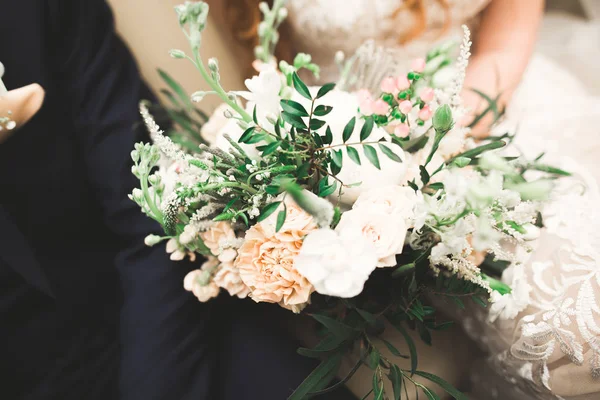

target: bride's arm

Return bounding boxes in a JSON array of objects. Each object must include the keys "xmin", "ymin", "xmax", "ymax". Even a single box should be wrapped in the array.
[{"xmin": 464, "ymin": 0, "xmax": 545, "ymax": 137}]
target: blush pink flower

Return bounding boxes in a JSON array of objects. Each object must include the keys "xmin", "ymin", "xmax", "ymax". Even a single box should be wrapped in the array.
[
  {"xmin": 420, "ymin": 87, "xmax": 435, "ymax": 103},
  {"xmin": 214, "ymin": 260, "xmax": 250, "ymax": 298},
  {"xmin": 380, "ymin": 77, "xmax": 398, "ymax": 95},
  {"xmin": 419, "ymin": 105, "xmax": 433, "ymax": 121},
  {"xmin": 399, "ymin": 100, "xmax": 413, "ymax": 114},
  {"xmin": 356, "ymin": 89, "xmax": 375, "ymax": 116},
  {"xmin": 394, "ymin": 123, "xmax": 410, "ymax": 138},
  {"xmin": 372, "ymin": 99, "xmax": 390, "ymax": 115},
  {"xmin": 396, "ymin": 76, "xmax": 410, "ymax": 91},
  {"xmin": 411, "ymin": 58, "xmax": 426, "ymax": 73},
  {"xmin": 236, "ymin": 199, "xmax": 316, "ymax": 312}
]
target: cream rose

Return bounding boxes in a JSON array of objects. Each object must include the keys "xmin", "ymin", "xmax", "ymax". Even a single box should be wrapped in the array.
[
  {"xmin": 294, "ymin": 228, "xmax": 378, "ymax": 298},
  {"xmin": 213, "ymin": 261, "xmax": 250, "ymax": 299},
  {"xmin": 336, "ymin": 208, "xmax": 407, "ymax": 268},
  {"xmin": 236, "ymin": 200, "xmax": 316, "ymax": 312},
  {"xmin": 352, "ymin": 185, "xmax": 418, "ymax": 222}
]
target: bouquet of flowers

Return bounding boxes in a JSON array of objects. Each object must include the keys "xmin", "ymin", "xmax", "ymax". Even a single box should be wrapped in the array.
[{"xmin": 131, "ymin": 2, "xmax": 569, "ymax": 398}]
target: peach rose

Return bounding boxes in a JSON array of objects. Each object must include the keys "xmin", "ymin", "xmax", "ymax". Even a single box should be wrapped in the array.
[
  {"xmin": 200, "ymin": 221, "xmax": 237, "ymax": 256},
  {"xmin": 214, "ymin": 261, "xmax": 251, "ymax": 299},
  {"xmin": 236, "ymin": 200, "xmax": 316, "ymax": 312}
]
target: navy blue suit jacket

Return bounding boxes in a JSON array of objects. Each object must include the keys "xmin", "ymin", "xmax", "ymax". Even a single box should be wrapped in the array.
[{"xmin": 0, "ymin": 1, "xmax": 218, "ymax": 398}]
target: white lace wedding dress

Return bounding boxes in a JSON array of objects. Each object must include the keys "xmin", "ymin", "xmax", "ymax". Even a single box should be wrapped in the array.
[{"xmin": 286, "ymin": 1, "xmax": 600, "ymax": 399}]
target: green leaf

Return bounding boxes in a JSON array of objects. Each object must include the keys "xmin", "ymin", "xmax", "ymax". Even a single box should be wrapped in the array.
[
  {"xmin": 314, "ymin": 105, "xmax": 333, "ymax": 116},
  {"xmin": 364, "ymin": 145, "xmax": 381, "ymax": 170},
  {"xmin": 257, "ymin": 201, "xmax": 282, "ymax": 222},
  {"xmin": 379, "ymin": 143, "xmax": 403, "ymax": 162},
  {"xmin": 245, "ymin": 133, "xmax": 268, "ymax": 144},
  {"xmin": 448, "ymin": 140, "xmax": 506, "ymax": 162},
  {"xmin": 414, "ymin": 371, "xmax": 468, "ymax": 400},
  {"xmin": 287, "ymin": 354, "xmax": 342, "ymax": 400},
  {"xmin": 382, "ymin": 339, "xmax": 409, "ymax": 358},
  {"xmin": 472, "ymin": 295, "xmax": 488, "ymax": 308},
  {"xmin": 423, "ymin": 387, "xmax": 442, "ymax": 400},
  {"xmin": 292, "ymin": 72, "xmax": 312, "ymax": 100},
  {"xmin": 390, "ymin": 365, "xmax": 403, "ymax": 400},
  {"xmin": 158, "ymin": 69, "xmax": 192, "ymax": 108},
  {"xmin": 530, "ymin": 163, "xmax": 571, "ymax": 176},
  {"xmin": 373, "ymin": 373, "xmax": 384, "ymax": 400},
  {"xmin": 360, "ymin": 117, "xmax": 374, "ymax": 141},
  {"xmin": 420, "ymin": 165, "xmax": 430, "ymax": 185},
  {"xmin": 253, "ymin": 105, "xmax": 258, "ymax": 124},
  {"xmin": 368, "ymin": 349, "xmax": 381, "ymax": 370},
  {"xmin": 311, "ymin": 314, "xmax": 357, "ymax": 339},
  {"xmin": 297, "ymin": 334, "xmax": 346, "ymax": 358},
  {"xmin": 276, "ymin": 207, "xmax": 287, "ymax": 232},
  {"xmin": 282, "ymin": 112, "xmax": 308, "ymax": 130},
  {"xmin": 406, "ymin": 134, "xmax": 429, "ymax": 152},
  {"xmin": 387, "ymin": 316, "xmax": 418, "ymax": 375},
  {"xmin": 356, "ymin": 308, "xmax": 377, "ymax": 325},
  {"xmin": 347, "ymin": 146, "xmax": 361, "ymax": 165},
  {"xmin": 452, "ymin": 157, "xmax": 471, "ymax": 168},
  {"xmin": 392, "ymin": 263, "xmax": 415, "ymax": 278},
  {"xmin": 331, "ymin": 149, "xmax": 343, "ymax": 169},
  {"xmin": 342, "ymin": 117, "xmax": 356, "ymax": 143},
  {"xmin": 310, "ymin": 118, "xmax": 326, "ymax": 130},
  {"xmin": 428, "ymin": 182, "xmax": 444, "ymax": 191},
  {"xmin": 280, "ymin": 99, "xmax": 309, "ymax": 117},
  {"xmin": 238, "ymin": 127, "xmax": 256, "ymax": 143},
  {"xmin": 425, "ymin": 129, "xmax": 447, "ymax": 167},
  {"xmin": 260, "ymin": 140, "xmax": 282, "ymax": 156},
  {"xmin": 324, "ymin": 126, "xmax": 333, "ymax": 145},
  {"xmin": 316, "ymin": 83, "xmax": 336, "ymax": 99}
]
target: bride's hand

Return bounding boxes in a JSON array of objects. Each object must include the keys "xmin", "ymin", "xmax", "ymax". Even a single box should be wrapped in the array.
[{"xmin": 0, "ymin": 83, "xmax": 45, "ymax": 143}]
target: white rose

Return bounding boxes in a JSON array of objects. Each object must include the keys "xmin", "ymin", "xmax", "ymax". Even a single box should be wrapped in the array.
[
  {"xmin": 352, "ymin": 185, "xmax": 418, "ymax": 221},
  {"xmin": 336, "ymin": 208, "xmax": 407, "ymax": 268},
  {"xmin": 214, "ymin": 116, "xmax": 261, "ymax": 159},
  {"xmin": 201, "ymin": 103, "xmax": 233, "ymax": 145},
  {"xmin": 292, "ymin": 89, "xmax": 407, "ymax": 205},
  {"xmin": 294, "ymin": 228, "xmax": 378, "ymax": 298}
]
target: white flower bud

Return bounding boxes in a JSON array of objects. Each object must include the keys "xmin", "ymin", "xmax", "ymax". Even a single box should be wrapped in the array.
[
  {"xmin": 277, "ymin": 8, "xmax": 288, "ymax": 21},
  {"xmin": 191, "ymin": 91, "xmax": 206, "ymax": 102},
  {"xmin": 223, "ymin": 109, "xmax": 233, "ymax": 118},
  {"xmin": 258, "ymin": 2, "xmax": 269, "ymax": 14},
  {"xmin": 169, "ymin": 49, "xmax": 186, "ymax": 59},
  {"xmin": 522, "ymin": 223, "xmax": 540, "ymax": 241},
  {"xmin": 144, "ymin": 234, "xmax": 162, "ymax": 247},
  {"xmin": 208, "ymin": 58, "xmax": 219, "ymax": 73},
  {"xmin": 334, "ymin": 51, "xmax": 345, "ymax": 64},
  {"xmin": 130, "ymin": 150, "xmax": 140, "ymax": 163},
  {"xmin": 258, "ymin": 22, "xmax": 268, "ymax": 37}
]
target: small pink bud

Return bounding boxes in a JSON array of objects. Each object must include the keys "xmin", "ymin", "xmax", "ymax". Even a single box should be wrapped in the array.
[
  {"xmin": 418, "ymin": 105, "xmax": 433, "ymax": 121},
  {"xmin": 356, "ymin": 89, "xmax": 372, "ymax": 104},
  {"xmin": 360, "ymin": 99, "xmax": 374, "ymax": 116},
  {"xmin": 399, "ymin": 100, "xmax": 413, "ymax": 114},
  {"xmin": 411, "ymin": 58, "xmax": 426, "ymax": 73},
  {"xmin": 372, "ymin": 99, "xmax": 390, "ymax": 115},
  {"xmin": 420, "ymin": 87, "xmax": 435, "ymax": 103},
  {"xmin": 380, "ymin": 77, "xmax": 398, "ymax": 94},
  {"xmin": 396, "ymin": 76, "xmax": 410, "ymax": 91},
  {"xmin": 394, "ymin": 123, "xmax": 410, "ymax": 138}
]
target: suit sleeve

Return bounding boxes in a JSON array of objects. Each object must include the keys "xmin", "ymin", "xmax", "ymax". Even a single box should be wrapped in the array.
[{"xmin": 51, "ymin": 1, "xmax": 217, "ymax": 398}]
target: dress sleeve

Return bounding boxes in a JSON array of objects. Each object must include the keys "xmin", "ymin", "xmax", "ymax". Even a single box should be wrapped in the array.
[{"xmin": 49, "ymin": 1, "xmax": 217, "ymax": 398}]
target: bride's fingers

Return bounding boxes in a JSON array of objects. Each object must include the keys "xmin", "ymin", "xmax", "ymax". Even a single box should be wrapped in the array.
[{"xmin": 0, "ymin": 83, "xmax": 45, "ymax": 136}]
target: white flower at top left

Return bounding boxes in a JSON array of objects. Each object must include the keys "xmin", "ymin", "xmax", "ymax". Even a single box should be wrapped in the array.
[{"xmin": 237, "ymin": 65, "xmax": 282, "ymax": 129}]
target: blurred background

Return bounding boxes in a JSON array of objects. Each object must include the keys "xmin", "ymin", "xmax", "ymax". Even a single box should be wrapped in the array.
[{"xmin": 106, "ymin": 0, "xmax": 600, "ymax": 112}]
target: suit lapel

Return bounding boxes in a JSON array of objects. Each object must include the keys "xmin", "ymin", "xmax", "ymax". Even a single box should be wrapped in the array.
[{"xmin": 0, "ymin": 205, "xmax": 54, "ymax": 298}]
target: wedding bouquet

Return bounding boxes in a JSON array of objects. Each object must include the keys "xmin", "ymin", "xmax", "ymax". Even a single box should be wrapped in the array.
[{"xmin": 131, "ymin": 2, "xmax": 569, "ymax": 398}]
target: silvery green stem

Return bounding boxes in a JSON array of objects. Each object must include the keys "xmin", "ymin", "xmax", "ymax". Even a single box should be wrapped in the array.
[{"xmin": 255, "ymin": 0, "xmax": 288, "ymax": 63}]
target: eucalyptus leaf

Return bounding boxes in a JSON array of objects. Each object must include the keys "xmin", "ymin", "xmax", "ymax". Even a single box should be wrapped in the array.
[
  {"xmin": 311, "ymin": 314, "xmax": 357, "ymax": 339},
  {"xmin": 238, "ymin": 127, "xmax": 256, "ymax": 143},
  {"xmin": 280, "ymin": 99, "xmax": 309, "ymax": 117},
  {"xmin": 390, "ymin": 365, "xmax": 403, "ymax": 400},
  {"xmin": 292, "ymin": 72, "xmax": 312, "ymax": 100},
  {"xmin": 324, "ymin": 126, "xmax": 333, "ymax": 145},
  {"xmin": 342, "ymin": 117, "xmax": 356, "ymax": 143},
  {"xmin": 387, "ymin": 316, "xmax": 418, "ymax": 375},
  {"xmin": 316, "ymin": 83, "xmax": 336, "ymax": 99},
  {"xmin": 379, "ymin": 143, "xmax": 403, "ymax": 162},
  {"xmin": 364, "ymin": 145, "xmax": 381, "ymax": 170},
  {"xmin": 257, "ymin": 201, "xmax": 282, "ymax": 222},
  {"xmin": 314, "ymin": 105, "xmax": 333, "ymax": 116},
  {"xmin": 360, "ymin": 117, "xmax": 374, "ymax": 141},
  {"xmin": 310, "ymin": 118, "xmax": 326, "ymax": 130},
  {"xmin": 331, "ymin": 149, "xmax": 343, "ymax": 169},
  {"xmin": 414, "ymin": 371, "xmax": 468, "ymax": 400},
  {"xmin": 347, "ymin": 146, "xmax": 361, "ymax": 165},
  {"xmin": 276, "ymin": 207, "xmax": 287, "ymax": 232}
]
